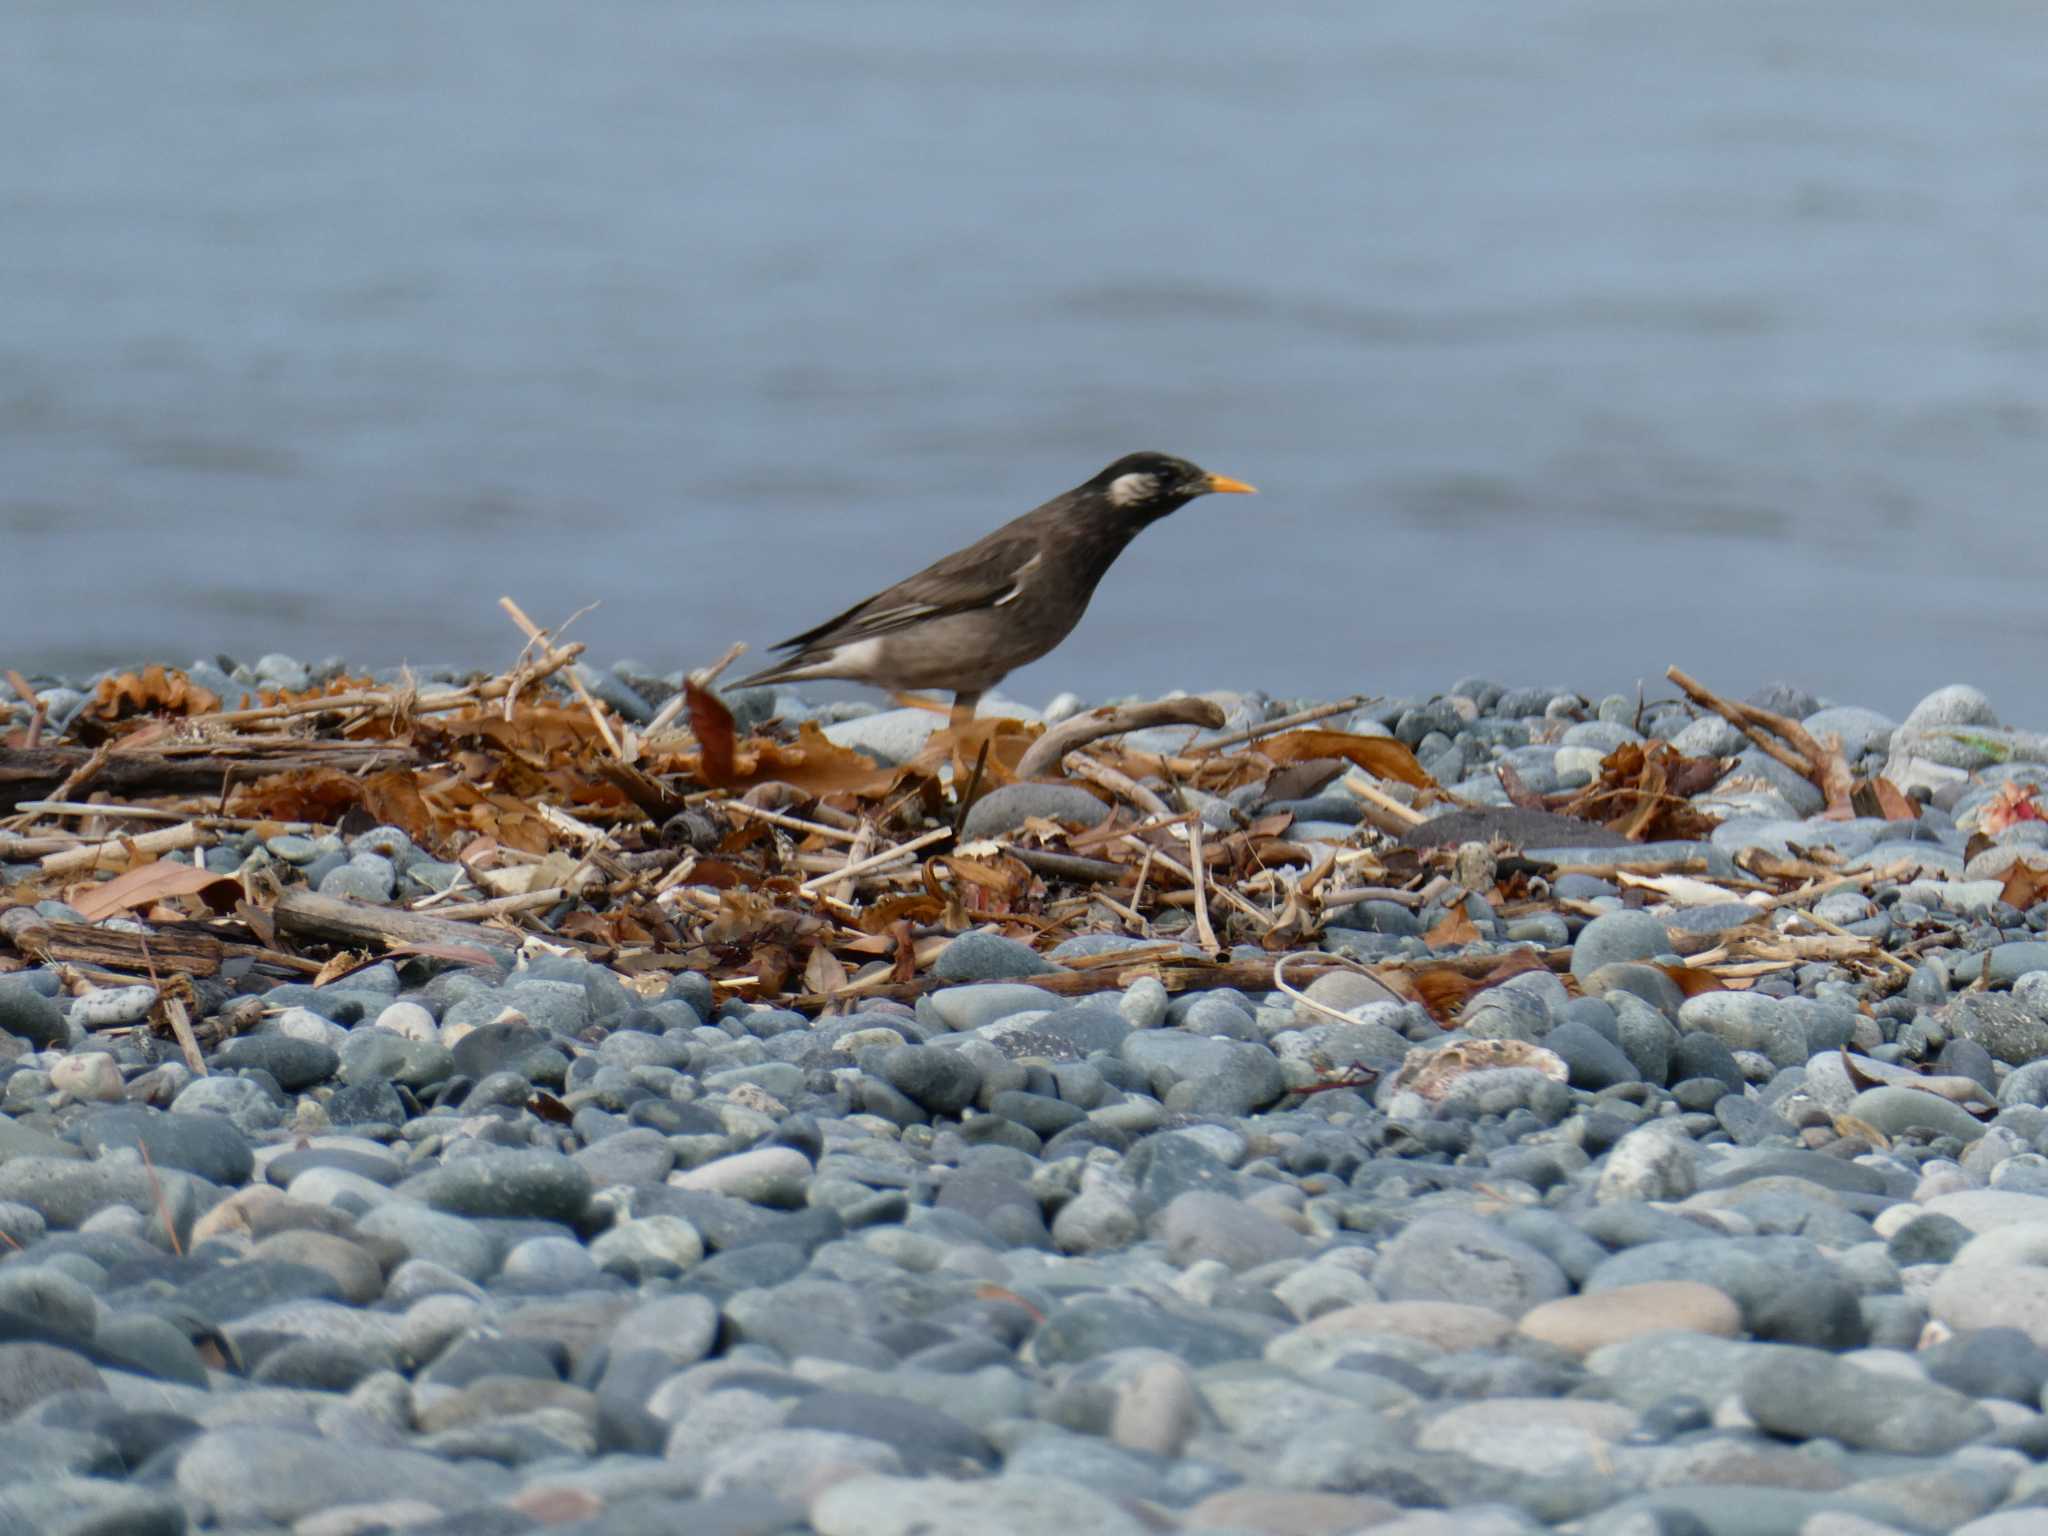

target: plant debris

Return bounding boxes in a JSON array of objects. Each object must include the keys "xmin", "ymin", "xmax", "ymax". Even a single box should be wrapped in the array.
[{"xmin": 0, "ymin": 607, "xmax": 1950, "ymax": 1040}]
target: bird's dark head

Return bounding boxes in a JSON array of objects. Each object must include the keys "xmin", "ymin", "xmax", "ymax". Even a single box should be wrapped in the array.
[{"xmin": 1088, "ymin": 452, "xmax": 1257, "ymax": 513}]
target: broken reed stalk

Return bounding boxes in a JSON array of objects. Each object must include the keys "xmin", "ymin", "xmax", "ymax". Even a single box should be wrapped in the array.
[
  {"xmin": 797, "ymin": 826, "xmax": 952, "ymax": 898},
  {"xmin": 1665, "ymin": 665, "xmax": 1855, "ymax": 814},
  {"xmin": 1188, "ymin": 819, "xmax": 1220, "ymax": 956},
  {"xmin": 1061, "ymin": 752, "xmax": 1170, "ymax": 817},
  {"xmin": 40, "ymin": 823, "xmax": 204, "ymax": 876}
]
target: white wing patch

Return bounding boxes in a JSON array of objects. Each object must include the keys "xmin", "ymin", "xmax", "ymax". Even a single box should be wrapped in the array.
[
  {"xmin": 992, "ymin": 552, "xmax": 1043, "ymax": 606},
  {"xmin": 1106, "ymin": 472, "xmax": 1158, "ymax": 508}
]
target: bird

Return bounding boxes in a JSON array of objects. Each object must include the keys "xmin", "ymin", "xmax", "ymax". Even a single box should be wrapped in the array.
[{"xmin": 733, "ymin": 451, "xmax": 1255, "ymax": 726}]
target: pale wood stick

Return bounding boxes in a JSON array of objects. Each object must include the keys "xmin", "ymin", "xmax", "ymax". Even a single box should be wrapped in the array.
[
  {"xmin": 190, "ymin": 643, "xmax": 583, "ymax": 728},
  {"xmin": 162, "ymin": 995, "xmax": 207, "ymax": 1077},
  {"xmin": 1341, "ymin": 771, "xmax": 1428, "ymax": 827},
  {"xmin": 1190, "ymin": 694, "xmax": 1372, "ymax": 754},
  {"xmin": 1062, "ymin": 753, "xmax": 1171, "ymax": 817},
  {"xmin": 1785, "ymin": 906, "xmax": 1914, "ymax": 978},
  {"xmin": 40, "ymin": 823, "xmax": 205, "ymax": 875},
  {"xmin": 9, "ymin": 801, "xmax": 320, "ymax": 831},
  {"xmin": 1318, "ymin": 884, "xmax": 1428, "ymax": 909},
  {"xmin": 724, "ymin": 800, "xmax": 863, "ymax": 844},
  {"xmin": 273, "ymin": 890, "xmax": 519, "ymax": 953},
  {"xmin": 1013, "ymin": 697, "xmax": 1228, "ymax": 779},
  {"xmin": 1120, "ymin": 834, "xmax": 1271, "ymax": 928},
  {"xmin": 422, "ymin": 889, "xmax": 568, "ymax": 921},
  {"xmin": 499, "ymin": 597, "xmax": 623, "ymax": 757},
  {"xmin": 1188, "ymin": 818, "xmax": 1220, "ymax": 954},
  {"xmin": 797, "ymin": 826, "xmax": 951, "ymax": 897}
]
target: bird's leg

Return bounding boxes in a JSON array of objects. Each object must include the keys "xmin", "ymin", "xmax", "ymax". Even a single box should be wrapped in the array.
[{"xmin": 948, "ymin": 691, "xmax": 982, "ymax": 732}]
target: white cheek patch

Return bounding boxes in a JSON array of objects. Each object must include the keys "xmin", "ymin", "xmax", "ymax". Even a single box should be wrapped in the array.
[{"xmin": 1107, "ymin": 472, "xmax": 1158, "ymax": 508}]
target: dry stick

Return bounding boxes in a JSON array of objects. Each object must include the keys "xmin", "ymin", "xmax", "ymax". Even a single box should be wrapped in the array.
[
  {"xmin": 797, "ymin": 826, "xmax": 951, "ymax": 898},
  {"xmin": 40, "ymin": 822, "xmax": 204, "ymax": 875},
  {"xmin": 1188, "ymin": 819, "xmax": 1220, "ymax": 955},
  {"xmin": 1013, "ymin": 697, "xmax": 1228, "ymax": 779},
  {"xmin": 500, "ymin": 597, "xmax": 624, "ymax": 758},
  {"xmin": 424, "ymin": 888, "xmax": 569, "ymax": 921},
  {"xmin": 1666, "ymin": 666, "xmax": 1853, "ymax": 810},
  {"xmin": 1189, "ymin": 694, "xmax": 1372, "ymax": 755},
  {"xmin": 11, "ymin": 801, "xmax": 321, "ymax": 832},
  {"xmin": 1786, "ymin": 906, "xmax": 1915, "ymax": 979},
  {"xmin": 1341, "ymin": 771, "xmax": 1428, "ymax": 828},
  {"xmin": 190, "ymin": 643, "xmax": 584, "ymax": 728},
  {"xmin": 725, "ymin": 800, "xmax": 863, "ymax": 845},
  {"xmin": 1119, "ymin": 834, "xmax": 1270, "ymax": 929},
  {"xmin": 1062, "ymin": 752, "xmax": 1170, "ymax": 817},
  {"xmin": 1272, "ymin": 950, "xmax": 1376, "ymax": 1028},
  {"xmin": 1317, "ymin": 884, "xmax": 1428, "ymax": 909}
]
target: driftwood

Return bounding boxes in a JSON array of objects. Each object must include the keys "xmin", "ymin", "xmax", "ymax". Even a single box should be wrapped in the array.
[
  {"xmin": 1013, "ymin": 698, "xmax": 1227, "ymax": 779},
  {"xmin": 272, "ymin": 891, "xmax": 521, "ymax": 957},
  {"xmin": 7, "ymin": 920, "xmax": 227, "ymax": 978},
  {"xmin": 1, "ymin": 741, "xmax": 416, "ymax": 809}
]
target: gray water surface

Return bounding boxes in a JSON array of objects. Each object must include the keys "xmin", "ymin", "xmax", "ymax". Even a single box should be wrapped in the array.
[{"xmin": 6, "ymin": 1, "xmax": 2047, "ymax": 717}]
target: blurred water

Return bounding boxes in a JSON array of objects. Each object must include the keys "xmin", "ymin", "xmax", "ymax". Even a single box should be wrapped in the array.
[{"xmin": 4, "ymin": 0, "xmax": 2047, "ymax": 717}]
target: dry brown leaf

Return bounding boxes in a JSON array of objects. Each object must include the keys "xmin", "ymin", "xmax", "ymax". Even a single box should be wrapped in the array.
[
  {"xmin": 69, "ymin": 860, "xmax": 242, "ymax": 922},
  {"xmin": 85, "ymin": 665, "xmax": 221, "ymax": 721},
  {"xmin": 687, "ymin": 680, "xmax": 738, "ymax": 788},
  {"xmin": 803, "ymin": 944, "xmax": 850, "ymax": 997},
  {"xmin": 1256, "ymin": 730, "xmax": 1434, "ymax": 788},
  {"xmin": 2000, "ymin": 860, "xmax": 2048, "ymax": 912},
  {"xmin": 1425, "ymin": 908, "xmax": 1482, "ymax": 947}
]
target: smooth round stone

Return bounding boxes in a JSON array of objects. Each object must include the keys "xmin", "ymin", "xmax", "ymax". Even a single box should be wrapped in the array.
[
  {"xmin": 1416, "ymin": 1397, "xmax": 1638, "ymax": 1477},
  {"xmin": 499, "ymin": 1235, "xmax": 601, "ymax": 1289},
  {"xmin": 1847, "ymin": 1086, "xmax": 1987, "ymax": 1143},
  {"xmin": 401, "ymin": 1149, "xmax": 593, "ymax": 1224},
  {"xmin": 669, "ymin": 1147, "xmax": 812, "ymax": 1206},
  {"xmin": 1372, "ymin": 1215, "xmax": 1568, "ymax": 1320},
  {"xmin": 1294, "ymin": 1301, "xmax": 1513, "ymax": 1353},
  {"xmin": 1570, "ymin": 911, "xmax": 1675, "ymax": 983},
  {"xmin": 1905, "ymin": 684, "xmax": 1999, "ymax": 732},
  {"xmin": 1925, "ymin": 1187, "xmax": 2048, "ymax": 1236},
  {"xmin": 1595, "ymin": 1125, "xmax": 1698, "ymax": 1204},
  {"xmin": 74, "ymin": 1106, "xmax": 254, "ymax": 1186},
  {"xmin": 1931, "ymin": 1264, "xmax": 2048, "ymax": 1350},
  {"xmin": 923, "ymin": 985, "xmax": 1061, "ymax": 1034},
  {"xmin": 1155, "ymin": 1190, "xmax": 1309, "ymax": 1273},
  {"xmin": 879, "ymin": 1046, "xmax": 981, "ymax": 1117},
  {"xmin": 174, "ymin": 1426, "xmax": 496, "ymax": 1525},
  {"xmin": 1117, "ymin": 979, "xmax": 1169, "ymax": 1031},
  {"xmin": 212, "ymin": 1035, "xmax": 338, "ymax": 1091},
  {"xmin": 590, "ymin": 1215, "xmax": 705, "ymax": 1279},
  {"xmin": 1051, "ymin": 1187, "xmax": 1141, "ymax": 1254},
  {"xmin": 1738, "ymin": 1348, "xmax": 1991, "ymax": 1453},
  {"xmin": 958, "ymin": 783, "xmax": 1111, "ymax": 840},
  {"xmin": 49, "ymin": 1055, "xmax": 124, "ymax": 1102},
  {"xmin": 69, "ymin": 985, "xmax": 157, "ymax": 1028},
  {"xmin": 0, "ymin": 983, "xmax": 68, "ymax": 1049},
  {"xmin": 374, "ymin": 1001, "xmax": 439, "ymax": 1042},
  {"xmin": 1583, "ymin": 1236, "xmax": 1864, "ymax": 1348},
  {"xmin": 932, "ymin": 931, "xmax": 1060, "ymax": 982},
  {"xmin": 355, "ymin": 1205, "xmax": 494, "ymax": 1281},
  {"xmin": 264, "ymin": 1145, "xmax": 402, "ymax": 1188},
  {"xmin": 248, "ymin": 1230, "xmax": 385, "ymax": 1305},
  {"xmin": 1948, "ymin": 994, "xmax": 2048, "ymax": 1065},
  {"xmin": 1517, "ymin": 1282, "xmax": 1741, "ymax": 1356}
]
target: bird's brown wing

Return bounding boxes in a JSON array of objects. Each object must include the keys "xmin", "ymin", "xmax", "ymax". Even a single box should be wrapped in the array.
[{"xmin": 767, "ymin": 525, "xmax": 1046, "ymax": 656}]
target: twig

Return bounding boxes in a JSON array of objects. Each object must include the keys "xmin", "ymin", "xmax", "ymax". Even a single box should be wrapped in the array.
[
  {"xmin": 1190, "ymin": 694, "xmax": 1372, "ymax": 754},
  {"xmin": 1341, "ymin": 771, "xmax": 1427, "ymax": 827},
  {"xmin": 797, "ymin": 826, "xmax": 952, "ymax": 897},
  {"xmin": 136, "ymin": 1137, "xmax": 183, "ymax": 1257},
  {"xmin": 1666, "ymin": 665, "xmax": 1853, "ymax": 815},
  {"xmin": 500, "ymin": 598, "xmax": 623, "ymax": 758},
  {"xmin": 418, "ymin": 888, "xmax": 568, "ymax": 921},
  {"xmin": 1188, "ymin": 819, "xmax": 1220, "ymax": 955},
  {"xmin": 40, "ymin": 823, "xmax": 204, "ymax": 875},
  {"xmin": 1063, "ymin": 753, "xmax": 1171, "ymax": 817},
  {"xmin": 725, "ymin": 800, "xmax": 863, "ymax": 845},
  {"xmin": 1014, "ymin": 697, "xmax": 1229, "ymax": 779}
]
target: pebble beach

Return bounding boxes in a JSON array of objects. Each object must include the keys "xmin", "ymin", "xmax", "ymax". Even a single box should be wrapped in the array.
[{"xmin": 7, "ymin": 658, "xmax": 2048, "ymax": 1536}]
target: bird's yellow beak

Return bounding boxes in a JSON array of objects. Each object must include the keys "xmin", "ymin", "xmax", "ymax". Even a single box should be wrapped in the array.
[{"xmin": 1205, "ymin": 473, "xmax": 1257, "ymax": 495}]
